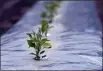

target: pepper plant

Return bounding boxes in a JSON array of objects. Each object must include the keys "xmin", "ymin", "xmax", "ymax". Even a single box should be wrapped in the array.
[
  {"xmin": 27, "ymin": 1, "xmax": 62, "ymax": 60},
  {"xmin": 27, "ymin": 21, "xmax": 52, "ymax": 60}
]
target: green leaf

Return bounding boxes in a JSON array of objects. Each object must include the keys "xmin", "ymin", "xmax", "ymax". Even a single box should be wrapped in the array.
[
  {"xmin": 49, "ymin": 3, "xmax": 59, "ymax": 12},
  {"xmin": 41, "ymin": 26, "xmax": 48, "ymax": 33},
  {"xmin": 27, "ymin": 40, "xmax": 35, "ymax": 48},
  {"xmin": 42, "ymin": 38, "xmax": 50, "ymax": 41},
  {"xmin": 40, "ymin": 20, "xmax": 48, "ymax": 33},
  {"xmin": 42, "ymin": 41, "xmax": 52, "ymax": 48},
  {"xmin": 40, "ymin": 12, "xmax": 47, "ymax": 18},
  {"xmin": 40, "ymin": 38, "xmax": 50, "ymax": 45},
  {"xmin": 40, "ymin": 20, "xmax": 48, "ymax": 25},
  {"xmin": 27, "ymin": 33, "xmax": 32, "ymax": 39},
  {"xmin": 48, "ymin": 46, "xmax": 52, "ymax": 48}
]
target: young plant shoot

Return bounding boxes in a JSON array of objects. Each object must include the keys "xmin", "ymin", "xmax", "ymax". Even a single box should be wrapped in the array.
[{"xmin": 27, "ymin": 29, "xmax": 52, "ymax": 60}]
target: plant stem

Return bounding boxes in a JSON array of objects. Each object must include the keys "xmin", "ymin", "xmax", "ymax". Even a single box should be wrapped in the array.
[{"xmin": 35, "ymin": 48, "xmax": 40, "ymax": 60}]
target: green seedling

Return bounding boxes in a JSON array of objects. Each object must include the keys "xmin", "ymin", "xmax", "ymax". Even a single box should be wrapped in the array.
[
  {"xmin": 44, "ymin": 1, "xmax": 61, "ymax": 23},
  {"xmin": 27, "ymin": 30, "xmax": 52, "ymax": 60},
  {"xmin": 40, "ymin": 19, "xmax": 53, "ymax": 36}
]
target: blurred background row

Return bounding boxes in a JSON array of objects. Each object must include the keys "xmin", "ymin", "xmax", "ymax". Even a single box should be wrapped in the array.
[{"xmin": 0, "ymin": 0, "xmax": 103, "ymax": 36}]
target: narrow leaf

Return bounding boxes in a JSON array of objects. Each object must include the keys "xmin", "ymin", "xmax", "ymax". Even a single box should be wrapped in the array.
[
  {"xmin": 27, "ymin": 33, "xmax": 32, "ymax": 38},
  {"xmin": 32, "ymin": 30, "xmax": 35, "ymax": 37},
  {"xmin": 30, "ymin": 53, "xmax": 36, "ymax": 55},
  {"xmin": 42, "ymin": 55, "xmax": 46, "ymax": 58},
  {"xmin": 27, "ymin": 40, "xmax": 35, "ymax": 47},
  {"xmin": 40, "ymin": 50, "xmax": 45, "ymax": 54}
]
